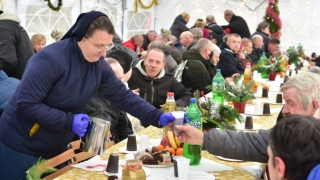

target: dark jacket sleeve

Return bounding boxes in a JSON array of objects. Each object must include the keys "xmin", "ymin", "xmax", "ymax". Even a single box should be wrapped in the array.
[
  {"xmin": 115, "ymin": 112, "xmax": 134, "ymax": 142},
  {"xmin": 202, "ymin": 128, "xmax": 270, "ymax": 163},
  {"xmin": 171, "ymin": 79, "xmax": 192, "ymax": 107},
  {"xmin": 183, "ymin": 61, "xmax": 210, "ymax": 94},
  {"xmin": 100, "ymin": 61, "xmax": 163, "ymax": 127},
  {"xmin": 217, "ymin": 52, "xmax": 243, "ymax": 78}
]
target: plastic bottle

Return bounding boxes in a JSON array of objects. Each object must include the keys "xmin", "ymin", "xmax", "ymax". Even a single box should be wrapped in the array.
[
  {"xmin": 243, "ymin": 63, "xmax": 252, "ymax": 83},
  {"xmin": 183, "ymin": 98, "xmax": 202, "ymax": 165},
  {"xmin": 162, "ymin": 92, "xmax": 176, "ymax": 135},
  {"xmin": 212, "ymin": 69, "xmax": 225, "ymax": 105},
  {"xmin": 257, "ymin": 52, "xmax": 270, "ymax": 79}
]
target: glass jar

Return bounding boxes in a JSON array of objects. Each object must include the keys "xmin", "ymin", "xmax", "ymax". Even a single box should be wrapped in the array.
[{"xmin": 122, "ymin": 160, "xmax": 146, "ymax": 180}]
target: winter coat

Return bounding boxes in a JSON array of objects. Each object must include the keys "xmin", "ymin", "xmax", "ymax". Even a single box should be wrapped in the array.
[
  {"xmin": 0, "ymin": 71, "xmax": 20, "ymax": 115},
  {"xmin": 142, "ymin": 34, "xmax": 150, "ymax": 51},
  {"xmin": 205, "ymin": 22, "xmax": 225, "ymax": 45},
  {"xmin": 168, "ymin": 43, "xmax": 183, "ymax": 64},
  {"xmin": 123, "ymin": 38, "xmax": 144, "ymax": 52},
  {"xmin": 222, "ymin": 14, "xmax": 251, "ymax": 38},
  {"xmin": 0, "ymin": 38, "xmax": 162, "ymax": 158},
  {"xmin": 0, "ymin": 12, "xmax": 34, "ymax": 79},
  {"xmin": 128, "ymin": 60, "xmax": 192, "ymax": 110},
  {"xmin": 181, "ymin": 49, "xmax": 216, "ymax": 94},
  {"xmin": 83, "ymin": 91, "xmax": 133, "ymax": 144},
  {"xmin": 161, "ymin": 45, "xmax": 178, "ymax": 74},
  {"xmin": 251, "ymin": 46, "xmax": 263, "ymax": 65},
  {"xmin": 202, "ymin": 128, "xmax": 270, "ymax": 162},
  {"xmin": 217, "ymin": 43, "xmax": 244, "ymax": 78},
  {"xmin": 170, "ymin": 15, "xmax": 190, "ymax": 41}
]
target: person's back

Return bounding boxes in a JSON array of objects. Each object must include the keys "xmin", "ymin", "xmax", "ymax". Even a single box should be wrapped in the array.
[
  {"xmin": 0, "ymin": 70, "xmax": 20, "ymax": 116},
  {"xmin": 0, "ymin": 11, "xmax": 34, "ymax": 79},
  {"xmin": 268, "ymin": 115, "xmax": 320, "ymax": 180}
]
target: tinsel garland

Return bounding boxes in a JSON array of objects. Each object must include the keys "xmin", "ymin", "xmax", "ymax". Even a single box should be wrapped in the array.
[
  {"xmin": 134, "ymin": 0, "xmax": 158, "ymax": 13},
  {"xmin": 264, "ymin": 0, "xmax": 282, "ymax": 39},
  {"xmin": 44, "ymin": 0, "xmax": 63, "ymax": 11}
]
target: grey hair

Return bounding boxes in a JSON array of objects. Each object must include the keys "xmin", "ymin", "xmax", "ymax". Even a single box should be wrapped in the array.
[
  {"xmin": 148, "ymin": 30, "xmax": 157, "ymax": 35},
  {"xmin": 206, "ymin": 15, "xmax": 215, "ymax": 23},
  {"xmin": 169, "ymin": 35, "xmax": 178, "ymax": 44},
  {"xmin": 157, "ymin": 34, "xmax": 170, "ymax": 42},
  {"xmin": 105, "ymin": 57, "xmax": 120, "ymax": 65},
  {"xmin": 257, "ymin": 21, "xmax": 270, "ymax": 31},
  {"xmin": 212, "ymin": 44, "xmax": 221, "ymax": 54},
  {"xmin": 281, "ymin": 72, "xmax": 320, "ymax": 111},
  {"xmin": 309, "ymin": 66, "xmax": 320, "ymax": 75},
  {"xmin": 252, "ymin": 34, "xmax": 263, "ymax": 42},
  {"xmin": 190, "ymin": 27, "xmax": 203, "ymax": 40},
  {"xmin": 132, "ymin": 34, "xmax": 142, "ymax": 41},
  {"xmin": 193, "ymin": 38, "xmax": 212, "ymax": 51}
]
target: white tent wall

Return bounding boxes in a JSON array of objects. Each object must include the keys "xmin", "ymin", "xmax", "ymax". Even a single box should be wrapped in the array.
[{"xmin": 1, "ymin": 0, "xmax": 319, "ymax": 55}]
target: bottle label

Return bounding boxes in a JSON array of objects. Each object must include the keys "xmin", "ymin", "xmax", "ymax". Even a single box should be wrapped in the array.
[
  {"xmin": 188, "ymin": 118, "xmax": 202, "ymax": 130},
  {"xmin": 212, "ymin": 82, "xmax": 224, "ymax": 90}
]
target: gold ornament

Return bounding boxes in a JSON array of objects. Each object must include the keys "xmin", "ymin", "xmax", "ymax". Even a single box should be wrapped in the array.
[{"xmin": 135, "ymin": 0, "xmax": 158, "ymax": 13}]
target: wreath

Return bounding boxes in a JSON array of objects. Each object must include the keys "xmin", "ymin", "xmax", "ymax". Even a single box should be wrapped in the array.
[
  {"xmin": 44, "ymin": 0, "xmax": 63, "ymax": 11},
  {"xmin": 134, "ymin": 0, "xmax": 158, "ymax": 13}
]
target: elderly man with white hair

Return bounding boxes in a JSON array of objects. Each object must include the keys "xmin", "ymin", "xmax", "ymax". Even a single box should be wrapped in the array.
[
  {"xmin": 251, "ymin": 34, "xmax": 264, "ymax": 64},
  {"xmin": 181, "ymin": 38, "xmax": 219, "ymax": 94},
  {"xmin": 173, "ymin": 72, "xmax": 320, "ymax": 163}
]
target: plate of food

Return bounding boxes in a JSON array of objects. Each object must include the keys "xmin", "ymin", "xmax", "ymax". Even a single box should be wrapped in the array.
[
  {"xmin": 215, "ymin": 156, "xmax": 243, "ymax": 162},
  {"xmin": 136, "ymin": 147, "xmax": 174, "ymax": 168}
]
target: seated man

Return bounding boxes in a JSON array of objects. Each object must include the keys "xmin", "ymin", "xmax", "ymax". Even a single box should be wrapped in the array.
[
  {"xmin": 180, "ymin": 31, "xmax": 196, "ymax": 51},
  {"xmin": 142, "ymin": 30, "xmax": 157, "ymax": 51},
  {"xmin": 174, "ymin": 72, "xmax": 320, "ymax": 163},
  {"xmin": 217, "ymin": 33, "xmax": 244, "ymax": 78},
  {"xmin": 268, "ymin": 115, "xmax": 320, "ymax": 180},
  {"xmin": 156, "ymin": 34, "xmax": 182, "ymax": 64},
  {"xmin": 123, "ymin": 34, "xmax": 144, "ymax": 54},
  {"xmin": 181, "ymin": 38, "xmax": 217, "ymax": 94},
  {"xmin": 205, "ymin": 15, "xmax": 225, "ymax": 46},
  {"xmin": 128, "ymin": 48, "xmax": 192, "ymax": 111},
  {"xmin": 265, "ymin": 38, "xmax": 280, "ymax": 58},
  {"xmin": 251, "ymin": 34, "xmax": 264, "ymax": 64},
  {"xmin": 84, "ymin": 51, "xmax": 134, "ymax": 143}
]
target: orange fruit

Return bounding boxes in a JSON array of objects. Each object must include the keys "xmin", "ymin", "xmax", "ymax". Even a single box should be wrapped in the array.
[
  {"xmin": 166, "ymin": 147, "xmax": 176, "ymax": 155},
  {"xmin": 157, "ymin": 145, "xmax": 165, "ymax": 150},
  {"xmin": 176, "ymin": 148, "xmax": 184, "ymax": 156}
]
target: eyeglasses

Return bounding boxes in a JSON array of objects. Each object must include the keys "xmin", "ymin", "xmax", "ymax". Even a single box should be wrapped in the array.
[{"xmin": 87, "ymin": 38, "xmax": 114, "ymax": 52}]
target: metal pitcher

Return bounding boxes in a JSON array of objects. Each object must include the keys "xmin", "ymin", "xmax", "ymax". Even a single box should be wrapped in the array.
[{"xmin": 82, "ymin": 117, "xmax": 111, "ymax": 155}]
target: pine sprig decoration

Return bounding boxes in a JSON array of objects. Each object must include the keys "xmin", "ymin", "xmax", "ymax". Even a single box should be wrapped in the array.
[
  {"xmin": 287, "ymin": 44, "xmax": 304, "ymax": 67},
  {"xmin": 224, "ymin": 76, "xmax": 255, "ymax": 103},
  {"xmin": 44, "ymin": 0, "xmax": 63, "ymax": 11},
  {"xmin": 200, "ymin": 99, "xmax": 243, "ymax": 130},
  {"xmin": 26, "ymin": 157, "xmax": 57, "ymax": 180}
]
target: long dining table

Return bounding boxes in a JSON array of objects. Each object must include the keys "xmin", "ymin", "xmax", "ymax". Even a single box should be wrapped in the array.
[{"xmin": 56, "ymin": 100, "xmax": 283, "ymax": 180}]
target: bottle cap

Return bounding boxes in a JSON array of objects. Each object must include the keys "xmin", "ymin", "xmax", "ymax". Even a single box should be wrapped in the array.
[
  {"xmin": 217, "ymin": 69, "xmax": 221, "ymax": 72},
  {"xmin": 262, "ymin": 52, "xmax": 265, "ymax": 55},
  {"xmin": 167, "ymin": 92, "xmax": 174, "ymax": 96},
  {"xmin": 190, "ymin": 98, "xmax": 196, "ymax": 103}
]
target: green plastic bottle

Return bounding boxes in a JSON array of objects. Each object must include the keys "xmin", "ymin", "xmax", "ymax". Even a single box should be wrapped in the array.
[
  {"xmin": 183, "ymin": 98, "xmax": 202, "ymax": 165},
  {"xmin": 212, "ymin": 69, "xmax": 225, "ymax": 105},
  {"xmin": 257, "ymin": 52, "xmax": 270, "ymax": 79}
]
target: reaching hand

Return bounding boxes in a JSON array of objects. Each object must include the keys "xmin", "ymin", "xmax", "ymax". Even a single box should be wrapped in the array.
[
  {"xmin": 72, "ymin": 114, "xmax": 90, "ymax": 137},
  {"xmin": 176, "ymin": 125, "xmax": 204, "ymax": 146},
  {"xmin": 159, "ymin": 113, "xmax": 175, "ymax": 127}
]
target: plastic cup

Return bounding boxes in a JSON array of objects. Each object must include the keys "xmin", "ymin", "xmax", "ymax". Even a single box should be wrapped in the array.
[
  {"xmin": 263, "ymin": 103, "xmax": 271, "ymax": 114},
  {"xmin": 245, "ymin": 116, "xmax": 253, "ymax": 129},
  {"xmin": 139, "ymin": 135, "xmax": 149, "ymax": 151},
  {"xmin": 106, "ymin": 153, "xmax": 119, "ymax": 173},
  {"xmin": 171, "ymin": 111, "xmax": 185, "ymax": 132},
  {"xmin": 254, "ymin": 99, "xmax": 262, "ymax": 114},
  {"xmin": 262, "ymin": 88, "xmax": 268, "ymax": 98},
  {"xmin": 176, "ymin": 157, "xmax": 190, "ymax": 180},
  {"xmin": 276, "ymin": 94, "xmax": 283, "ymax": 103},
  {"xmin": 126, "ymin": 134, "xmax": 137, "ymax": 151}
]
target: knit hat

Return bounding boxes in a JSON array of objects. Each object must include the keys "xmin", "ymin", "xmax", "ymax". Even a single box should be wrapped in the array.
[
  {"xmin": 108, "ymin": 50, "xmax": 133, "ymax": 74},
  {"xmin": 61, "ymin": 11, "xmax": 107, "ymax": 41}
]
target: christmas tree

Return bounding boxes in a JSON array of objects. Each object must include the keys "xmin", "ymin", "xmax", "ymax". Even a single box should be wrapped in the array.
[{"xmin": 264, "ymin": 0, "xmax": 282, "ymax": 39}]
